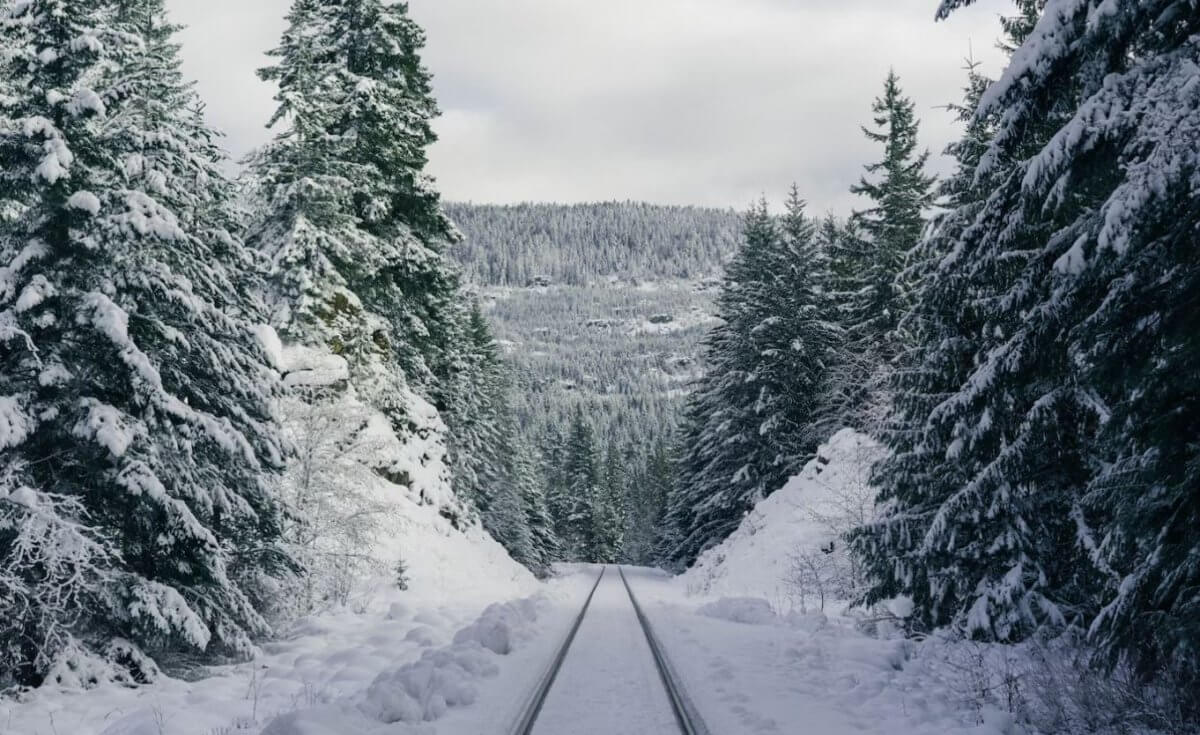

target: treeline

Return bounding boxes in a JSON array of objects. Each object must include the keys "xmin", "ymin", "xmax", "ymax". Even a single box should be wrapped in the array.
[
  {"xmin": 448, "ymin": 201, "xmax": 740, "ymax": 286},
  {"xmin": 662, "ymin": 0, "xmax": 1200, "ymax": 711}
]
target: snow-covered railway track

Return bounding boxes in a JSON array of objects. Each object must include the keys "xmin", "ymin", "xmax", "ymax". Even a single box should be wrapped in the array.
[
  {"xmin": 508, "ymin": 567, "xmax": 607, "ymax": 735},
  {"xmin": 510, "ymin": 566, "xmax": 711, "ymax": 735},
  {"xmin": 618, "ymin": 566, "xmax": 713, "ymax": 735}
]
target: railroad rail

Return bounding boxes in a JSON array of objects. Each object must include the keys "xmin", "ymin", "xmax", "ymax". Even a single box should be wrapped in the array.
[
  {"xmin": 509, "ymin": 565, "xmax": 712, "ymax": 735},
  {"xmin": 618, "ymin": 566, "xmax": 713, "ymax": 735},
  {"xmin": 507, "ymin": 566, "xmax": 606, "ymax": 735}
]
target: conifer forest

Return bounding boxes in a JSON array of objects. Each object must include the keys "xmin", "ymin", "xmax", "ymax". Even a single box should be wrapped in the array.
[{"xmin": 1, "ymin": 1, "xmax": 1198, "ymax": 734}]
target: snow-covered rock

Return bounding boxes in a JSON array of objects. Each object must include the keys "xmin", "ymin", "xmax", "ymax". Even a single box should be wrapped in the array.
[{"xmin": 696, "ymin": 597, "xmax": 778, "ymax": 626}]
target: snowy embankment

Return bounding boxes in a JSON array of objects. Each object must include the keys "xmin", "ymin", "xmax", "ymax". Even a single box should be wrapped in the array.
[
  {"xmin": 1, "ymin": 334, "xmax": 557, "ymax": 735},
  {"xmin": 680, "ymin": 428, "xmax": 884, "ymax": 608},
  {"xmin": 636, "ymin": 429, "xmax": 1021, "ymax": 735}
]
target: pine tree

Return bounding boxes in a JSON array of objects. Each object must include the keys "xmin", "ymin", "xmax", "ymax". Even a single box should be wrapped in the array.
[
  {"xmin": 246, "ymin": 0, "xmax": 463, "ymax": 417},
  {"xmin": 829, "ymin": 71, "xmax": 936, "ymax": 431},
  {"xmin": 443, "ymin": 301, "xmax": 507, "ymax": 515},
  {"xmin": 623, "ymin": 439, "xmax": 673, "ymax": 565},
  {"xmin": 666, "ymin": 202, "xmax": 780, "ymax": 567},
  {"xmin": 513, "ymin": 438, "xmax": 560, "ymax": 576},
  {"xmin": 559, "ymin": 409, "xmax": 600, "ymax": 559},
  {"xmin": 0, "ymin": 0, "xmax": 288, "ymax": 685},
  {"xmin": 588, "ymin": 442, "xmax": 625, "ymax": 563},
  {"xmin": 855, "ymin": 0, "xmax": 1200, "ymax": 688},
  {"xmin": 664, "ymin": 192, "xmax": 842, "ymax": 567}
]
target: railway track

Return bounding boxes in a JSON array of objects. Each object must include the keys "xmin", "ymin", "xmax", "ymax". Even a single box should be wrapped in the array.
[{"xmin": 508, "ymin": 565, "xmax": 711, "ymax": 735}]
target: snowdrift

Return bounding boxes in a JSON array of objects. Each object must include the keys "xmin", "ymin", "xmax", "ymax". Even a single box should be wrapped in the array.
[{"xmin": 679, "ymin": 428, "xmax": 884, "ymax": 603}]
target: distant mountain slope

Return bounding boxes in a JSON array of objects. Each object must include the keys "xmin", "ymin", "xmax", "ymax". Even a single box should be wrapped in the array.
[
  {"xmin": 448, "ymin": 203, "xmax": 742, "ymax": 553},
  {"xmin": 447, "ymin": 201, "xmax": 741, "ymax": 286}
]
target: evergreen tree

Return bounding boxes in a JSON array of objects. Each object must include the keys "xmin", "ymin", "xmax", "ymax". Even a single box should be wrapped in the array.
[
  {"xmin": 513, "ymin": 438, "xmax": 560, "ymax": 576},
  {"xmin": 855, "ymin": 0, "xmax": 1200, "ymax": 691},
  {"xmin": 829, "ymin": 71, "xmax": 936, "ymax": 431},
  {"xmin": 558, "ymin": 409, "xmax": 600, "ymax": 559},
  {"xmin": 666, "ymin": 202, "xmax": 779, "ymax": 567},
  {"xmin": 0, "ymin": 0, "xmax": 287, "ymax": 685},
  {"xmin": 588, "ymin": 442, "xmax": 625, "ymax": 563},
  {"xmin": 624, "ymin": 439, "xmax": 673, "ymax": 565},
  {"xmin": 246, "ymin": 0, "xmax": 463, "ymax": 418},
  {"xmin": 664, "ymin": 193, "xmax": 841, "ymax": 567},
  {"xmin": 443, "ymin": 301, "xmax": 507, "ymax": 515}
]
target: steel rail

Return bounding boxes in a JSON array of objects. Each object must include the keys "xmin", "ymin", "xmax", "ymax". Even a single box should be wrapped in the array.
[
  {"xmin": 618, "ymin": 565, "xmax": 714, "ymax": 735},
  {"xmin": 508, "ymin": 566, "xmax": 606, "ymax": 735}
]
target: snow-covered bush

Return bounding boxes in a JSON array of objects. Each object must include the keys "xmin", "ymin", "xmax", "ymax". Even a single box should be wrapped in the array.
[
  {"xmin": 0, "ymin": 463, "xmax": 116, "ymax": 689},
  {"xmin": 273, "ymin": 383, "xmax": 395, "ymax": 617}
]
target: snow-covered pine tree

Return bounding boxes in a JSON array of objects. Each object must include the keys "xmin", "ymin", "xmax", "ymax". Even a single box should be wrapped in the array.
[
  {"xmin": 828, "ymin": 71, "xmax": 936, "ymax": 432},
  {"xmin": 847, "ymin": 70, "xmax": 936, "ymax": 354},
  {"xmin": 856, "ymin": 1, "xmax": 1200, "ymax": 683},
  {"xmin": 587, "ymin": 442, "xmax": 625, "ymax": 563},
  {"xmin": 443, "ymin": 301, "xmax": 508, "ymax": 516},
  {"xmin": 665, "ymin": 201, "xmax": 780, "ymax": 567},
  {"xmin": 664, "ymin": 193, "xmax": 841, "ymax": 567},
  {"xmin": 558, "ymin": 409, "xmax": 600, "ymax": 559},
  {"xmin": 247, "ymin": 0, "xmax": 463, "ymax": 418},
  {"xmin": 513, "ymin": 437, "xmax": 560, "ymax": 576},
  {"xmin": 622, "ymin": 439, "xmax": 672, "ymax": 565},
  {"xmin": 850, "ymin": 53, "xmax": 1006, "ymax": 636},
  {"xmin": 761, "ymin": 188, "xmax": 843, "ymax": 459},
  {"xmin": 0, "ymin": 0, "xmax": 288, "ymax": 685}
]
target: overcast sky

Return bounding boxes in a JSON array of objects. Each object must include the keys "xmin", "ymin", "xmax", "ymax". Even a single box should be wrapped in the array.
[{"xmin": 166, "ymin": 0, "xmax": 1009, "ymax": 215}]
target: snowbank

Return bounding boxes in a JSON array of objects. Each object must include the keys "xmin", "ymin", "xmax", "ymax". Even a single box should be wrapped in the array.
[{"xmin": 679, "ymin": 428, "xmax": 885, "ymax": 604}]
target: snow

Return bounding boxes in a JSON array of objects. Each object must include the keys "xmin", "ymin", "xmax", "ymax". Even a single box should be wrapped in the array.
[
  {"xmin": 253, "ymin": 323, "xmax": 287, "ymax": 370},
  {"xmin": 280, "ymin": 343, "xmax": 349, "ymax": 387},
  {"xmin": 67, "ymin": 89, "xmax": 106, "ymax": 118},
  {"xmin": 67, "ymin": 191, "xmax": 101, "ymax": 215},
  {"xmin": 680, "ymin": 428, "xmax": 885, "ymax": 601},
  {"xmin": 696, "ymin": 596, "xmax": 779, "ymax": 625},
  {"xmin": 72, "ymin": 399, "xmax": 134, "ymax": 458},
  {"xmin": 0, "ymin": 395, "xmax": 32, "ymax": 451},
  {"xmin": 2, "ymin": 486, "xmax": 550, "ymax": 735},
  {"xmin": 36, "ymin": 137, "xmax": 73, "ymax": 184},
  {"xmin": 645, "ymin": 427, "xmax": 1038, "ymax": 733},
  {"xmin": 623, "ymin": 569, "xmax": 1023, "ymax": 735}
]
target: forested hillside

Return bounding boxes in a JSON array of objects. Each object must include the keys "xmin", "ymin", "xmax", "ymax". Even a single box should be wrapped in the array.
[
  {"xmin": 449, "ymin": 203, "xmax": 740, "ymax": 564},
  {"xmin": 447, "ymin": 202, "xmax": 741, "ymax": 286}
]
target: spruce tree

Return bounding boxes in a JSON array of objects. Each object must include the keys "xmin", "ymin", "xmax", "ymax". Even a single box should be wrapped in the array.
[
  {"xmin": 666, "ymin": 202, "xmax": 779, "ymax": 567},
  {"xmin": 559, "ymin": 409, "xmax": 600, "ymax": 560},
  {"xmin": 513, "ymin": 438, "xmax": 560, "ymax": 576},
  {"xmin": 0, "ymin": 0, "xmax": 287, "ymax": 684},
  {"xmin": 829, "ymin": 71, "xmax": 936, "ymax": 431},
  {"xmin": 587, "ymin": 442, "xmax": 625, "ymax": 563},
  {"xmin": 855, "ymin": 0, "xmax": 1200, "ymax": 688},
  {"xmin": 443, "ymin": 301, "xmax": 507, "ymax": 515},
  {"xmin": 247, "ymin": 0, "xmax": 463, "ymax": 416},
  {"xmin": 664, "ymin": 193, "xmax": 841, "ymax": 567}
]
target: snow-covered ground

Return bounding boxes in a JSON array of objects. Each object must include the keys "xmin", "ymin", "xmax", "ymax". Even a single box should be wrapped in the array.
[
  {"xmin": 0, "ymin": 427, "xmax": 1080, "ymax": 735},
  {"xmin": 622, "ymin": 429, "xmax": 1020, "ymax": 735},
  {"xmin": 0, "ymin": 500, "xmax": 557, "ymax": 735},
  {"xmin": 680, "ymin": 428, "xmax": 884, "ymax": 608}
]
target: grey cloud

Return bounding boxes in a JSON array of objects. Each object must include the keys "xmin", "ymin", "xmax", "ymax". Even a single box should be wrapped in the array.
[{"xmin": 167, "ymin": 0, "xmax": 1009, "ymax": 214}]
